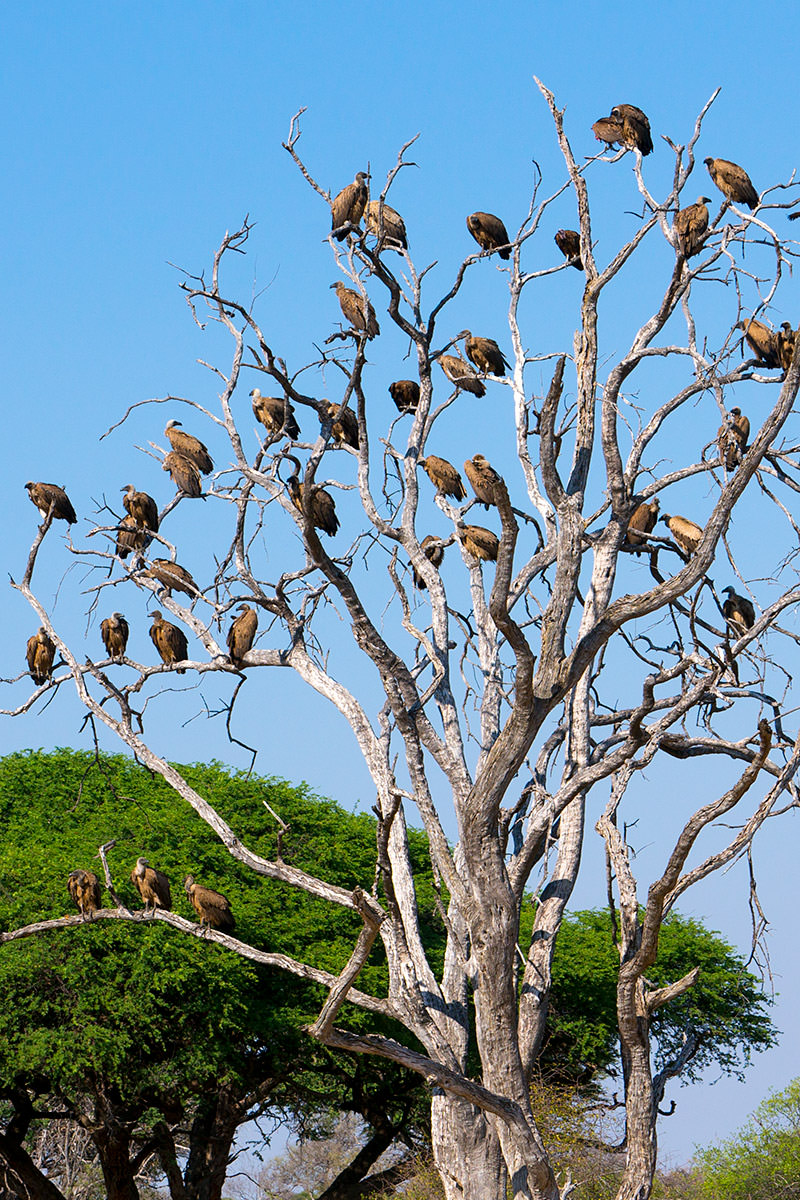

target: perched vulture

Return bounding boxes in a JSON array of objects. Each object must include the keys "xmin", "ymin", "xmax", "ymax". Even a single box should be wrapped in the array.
[
  {"xmin": 437, "ymin": 353, "xmax": 486, "ymax": 397},
  {"xmin": 227, "ymin": 604, "xmax": 258, "ymax": 667},
  {"xmin": 121, "ymin": 484, "xmax": 159, "ymax": 532},
  {"xmin": 164, "ymin": 420, "xmax": 214, "ymax": 474},
  {"xmin": 131, "ymin": 857, "xmax": 172, "ymax": 913},
  {"xmin": 461, "ymin": 332, "xmax": 509, "ymax": 377},
  {"xmin": 704, "ymin": 158, "xmax": 758, "ymax": 209},
  {"xmin": 250, "ymin": 388, "xmax": 300, "ymax": 440},
  {"xmin": 142, "ymin": 559, "xmax": 198, "ymax": 598},
  {"xmin": 116, "ymin": 514, "xmax": 150, "ymax": 559},
  {"xmin": 466, "ymin": 212, "xmax": 511, "ymax": 259},
  {"xmin": 458, "ymin": 525, "xmax": 499, "ymax": 562},
  {"xmin": 661, "ymin": 513, "xmax": 703, "ymax": 556},
  {"xmin": 464, "ymin": 454, "xmax": 502, "ymax": 508},
  {"xmin": 610, "ymin": 104, "xmax": 653, "ymax": 155},
  {"xmin": 418, "ymin": 455, "xmax": 466, "ymax": 501},
  {"xmin": 331, "ymin": 172, "xmax": 369, "ymax": 240},
  {"xmin": 163, "ymin": 452, "xmax": 202, "ymax": 497},
  {"xmin": 184, "ymin": 875, "xmax": 236, "ymax": 932},
  {"xmin": 591, "ymin": 114, "xmax": 625, "ymax": 149},
  {"xmin": 287, "ymin": 468, "xmax": 340, "ymax": 537},
  {"xmin": 149, "ymin": 611, "xmax": 189, "ymax": 673},
  {"xmin": 389, "ymin": 380, "xmax": 420, "ymax": 414},
  {"xmin": 26, "ymin": 628, "xmax": 55, "ymax": 685},
  {"xmin": 25, "ymin": 482, "xmax": 76, "ymax": 525},
  {"xmin": 673, "ymin": 197, "xmax": 711, "ymax": 259},
  {"xmin": 778, "ymin": 322, "xmax": 796, "ymax": 372},
  {"xmin": 722, "ymin": 585, "xmax": 756, "ymax": 634},
  {"xmin": 365, "ymin": 200, "xmax": 407, "ymax": 250},
  {"xmin": 737, "ymin": 317, "xmax": 781, "ymax": 369},
  {"xmin": 326, "ymin": 402, "xmax": 359, "ymax": 449},
  {"xmin": 100, "ymin": 612, "xmax": 129, "ymax": 661},
  {"xmin": 554, "ymin": 229, "xmax": 583, "ymax": 269},
  {"xmin": 331, "ymin": 281, "xmax": 380, "ymax": 339},
  {"xmin": 717, "ymin": 408, "xmax": 750, "ymax": 470},
  {"xmin": 67, "ymin": 869, "xmax": 102, "ymax": 918},
  {"xmin": 413, "ymin": 535, "xmax": 445, "ymax": 590},
  {"xmin": 625, "ymin": 498, "xmax": 660, "ymax": 547}
]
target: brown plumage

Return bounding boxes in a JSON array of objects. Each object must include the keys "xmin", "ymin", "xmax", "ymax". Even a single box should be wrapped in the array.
[
  {"xmin": 116, "ymin": 514, "xmax": 149, "ymax": 559},
  {"xmin": 121, "ymin": 485, "xmax": 159, "ymax": 531},
  {"xmin": 131, "ymin": 857, "xmax": 172, "ymax": 913},
  {"xmin": 673, "ymin": 197, "xmax": 711, "ymax": 259},
  {"xmin": 326, "ymin": 403, "xmax": 359, "ymax": 449},
  {"xmin": 331, "ymin": 281, "xmax": 380, "ymax": 339},
  {"xmin": 389, "ymin": 380, "xmax": 420, "ymax": 414},
  {"xmin": 142, "ymin": 559, "xmax": 198, "ymax": 598},
  {"xmin": 464, "ymin": 454, "xmax": 502, "ymax": 508},
  {"xmin": 67, "ymin": 869, "xmax": 102, "ymax": 918},
  {"xmin": 331, "ymin": 172, "xmax": 369, "ymax": 240},
  {"xmin": 25, "ymin": 482, "xmax": 76, "ymax": 524},
  {"xmin": 287, "ymin": 465, "xmax": 340, "ymax": 537},
  {"xmin": 149, "ymin": 611, "xmax": 189, "ymax": 673},
  {"xmin": 626, "ymin": 498, "xmax": 660, "ymax": 547},
  {"xmin": 466, "ymin": 212, "xmax": 511, "ymax": 259},
  {"xmin": 737, "ymin": 317, "xmax": 782, "ymax": 369},
  {"xmin": 591, "ymin": 115, "xmax": 625, "ymax": 149},
  {"xmin": 661, "ymin": 513, "xmax": 703, "ymax": 556},
  {"xmin": 461, "ymin": 332, "xmax": 509, "ymax": 377},
  {"xmin": 722, "ymin": 586, "xmax": 755, "ymax": 634},
  {"xmin": 717, "ymin": 408, "xmax": 750, "ymax": 470},
  {"xmin": 413, "ymin": 535, "xmax": 445, "ymax": 590},
  {"xmin": 227, "ymin": 604, "xmax": 257, "ymax": 667},
  {"xmin": 438, "ymin": 353, "xmax": 486, "ymax": 397},
  {"xmin": 162, "ymin": 451, "xmax": 203, "ymax": 498},
  {"xmin": 610, "ymin": 104, "xmax": 653, "ymax": 155},
  {"xmin": 164, "ymin": 421, "xmax": 213, "ymax": 474},
  {"xmin": 704, "ymin": 158, "xmax": 758, "ymax": 209},
  {"xmin": 26, "ymin": 628, "xmax": 55, "ymax": 685},
  {"xmin": 418, "ymin": 455, "xmax": 466, "ymax": 501},
  {"xmin": 184, "ymin": 875, "xmax": 236, "ymax": 932},
  {"xmin": 555, "ymin": 229, "xmax": 583, "ymax": 269},
  {"xmin": 458, "ymin": 525, "xmax": 499, "ymax": 562},
  {"xmin": 778, "ymin": 322, "xmax": 796, "ymax": 372},
  {"xmin": 100, "ymin": 612, "xmax": 129, "ymax": 661},
  {"xmin": 250, "ymin": 389, "xmax": 300, "ymax": 440},
  {"xmin": 365, "ymin": 200, "xmax": 407, "ymax": 250}
]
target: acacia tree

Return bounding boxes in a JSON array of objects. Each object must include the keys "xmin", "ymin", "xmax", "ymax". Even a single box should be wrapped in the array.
[{"xmin": 4, "ymin": 83, "xmax": 800, "ymax": 1200}]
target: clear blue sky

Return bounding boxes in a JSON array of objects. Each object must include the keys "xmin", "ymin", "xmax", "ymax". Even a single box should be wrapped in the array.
[{"xmin": 3, "ymin": 0, "xmax": 800, "ymax": 1167}]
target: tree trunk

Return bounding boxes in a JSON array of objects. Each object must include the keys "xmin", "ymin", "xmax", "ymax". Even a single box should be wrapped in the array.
[
  {"xmin": 91, "ymin": 1127, "xmax": 139, "ymax": 1200},
  {"xmin": 430, "ymin": 1092, "xmax": 505, "ymax": 1200},
  {"xmin": 182, "ymin": 1092, "xmax": 239, "ymax": 1200},
  {"xmin": 616, "ymin": 980, "xmax": 656, "ymax": 1200},
  {"xmin": 0, "ymin": 1134, "xmax": 67, "ymax": 1200}
]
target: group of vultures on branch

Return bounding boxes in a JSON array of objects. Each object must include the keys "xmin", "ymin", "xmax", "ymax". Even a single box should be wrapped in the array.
[{"xmin": 65, "ymin": 859, "xmax": 235, "ymax": 931}]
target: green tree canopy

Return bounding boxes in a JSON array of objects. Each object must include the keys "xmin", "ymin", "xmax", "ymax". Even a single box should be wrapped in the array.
[{"xmin": 693, "ymin": 1077, "xmax": 800, "ymax": 1199}]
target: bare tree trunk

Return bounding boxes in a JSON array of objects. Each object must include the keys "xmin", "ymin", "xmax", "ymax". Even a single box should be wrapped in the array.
[
  {"xmin": 182, "ymin": 1093, "xmax": 239, "ymax": 1200},
  {"xmin": 431, "ymin": 1093, "xmax": 505, "ymax": 1200},
  {"xmin": 91, "ymin": 1127, "xmax": 139, "ymax": 1200},
  {"xmin": 616, "ymin": 980, "xmax": 656, "ymax": 1200}
]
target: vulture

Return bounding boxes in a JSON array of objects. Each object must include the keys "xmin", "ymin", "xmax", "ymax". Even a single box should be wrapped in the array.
[
  {"xmin": 26, "ymin": 628, "xmax": 55, "ymax": 685},
  {"xmin": 184, "ymin": 875, "xmax": 236, "ymax": 932},
  {"xmin": 100, "ymin": 612, "xmax": 129, "ymax": 661},
  {"xmin": 464, "ymin": 454, "xmax": 502, "ymax": 508},
  {"xmin": 331, "ymin": 281, "xmax": 380, "ymax": 339},
  {"xmin": 326, "ymin": 402, "xmax": 359, "ymax": 449},
  {"xmin": 121, "ymin": 484, "xmax": 159, "ymax": 531},
  {"xmin": 287, "ymin": 465, "xmax": 340, "ymax": 537},
  {"xmin": 722, "ymin": 585, "xmax": 756, "ymax": 634},
  {"xmin": 466, "ymin": 212, "xmax": 511, "ymax": 259},
  {"xmin": 704, "ymin": 158, "xmax": 758, "ymax": 209},
  {"xmin": 227, "ymin": 603, "xmax": 258, "ymax": 667},
  {"xmin": 737, "ymin": 317, "xmax": 782, "ymax": 369},
  {"xmin": 458, "ymin": 525, "xmax": 499, "ymax": 562},
  {"xmin": 625, "ymin": 498, "xmax": 660, "ymax": 547},
  {"xmin": 25, "ymin": 482, "xmax": 76, "ymax": 525},
  {"xmin": 554, "ymin": 229, "xmax": 583, "ymax": 269},
  {"xmin": 778, "ymin": 322, "xmax": 796, "ymax": 372},
  {"xmin": 673, "ymin": 197, "xmax": 711, "ymax": 259},
  {"xmin": 389, "ymin": 379, "xmax": 420, "ymax": 414},
  {"xmin": 331, "ymin": 172, "xmax": 369, "ymax": 240},
  {"xmin": 365, "ymin": 199, "xmax": 407, "ymax": 250},
  {"xmin": 591, "ymin": 114, "xmax": 625, "ymax": 149},
  {"xmin": 116, "ymin": 514, "xmax": 149, "ymax": 559},
  {"xmin": 610, "ymin": 104, "xmax": 653, "ymax": 155},
  {"xmin": 164, "ymin": 420, "xmax": 214, "ymax": 474},
  {"xmin": 131, "ymin": 857, "xmax": 172, "ymax": 913},
  {"xmin": 250, "ymin": 388, "xmax": 300, "ymax": 440},
  {"xmin": 418, "ymin": 455, "xmax": 466, "ymax": 501},
  {"xmin": 661, "ymin": 513, "xmax": 703, "ymax": 556},
  {"xmin": 437, "ymin": 353, "xmax": 486, "ymax": 397},
  {"xmin": 163, "ymin": 451, "xmax": 202, "ymax": 498},
  {"xmin": 142, "ymin": 559, "xmax": 198, "ymax": 598},
  {"xmin": 717, "ymin": 408, "xmax": 749, "ymax": 470},
  {"xmin": 149, "ymin": 611, "xmax": 189, "ymax": 673},
  {"xmin": 412, "ymin": 535, "xmax": 445, "ymax": 590},
  {"xmin": 461, "ymin": 332, "xmax": 509, "ymax": 377},
  {"xmin": 67, "ymin": 869, "xmax": 102, "ymax": 918}
]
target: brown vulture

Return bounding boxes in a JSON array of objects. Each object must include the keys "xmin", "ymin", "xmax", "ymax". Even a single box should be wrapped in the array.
[
  {"xmin": 461, "ymin": 332, "xmax": 509, "ymax": 377},
  {"xmin": 704, "ymin": 158, "xmax": 758, "ymax": 209},
  {"xmin": 326, "ymin": 402, "xmax": 359, "ymax": 449},
  {"xmin": 464, "ymin": 454, "xmax": 502, "ymax": 508},
  {"xmin": 418, "ymin": 455, "xmax": 466, "ymax": 501},
  {"xmin": 717, "ymin": 408, "xmax": 750, "ymax": 470},
  {"xmin": 458, "ymin": 525, "xmax": 499, "ymax": 562},
  {"xmin": 287, "ymin": 463, "xmax": 340, "ymax": 537},
  {"xmin": 67, "ymin": 869, "xmax": 102, "ymax": 918},
  {"xmin": 25, "ymin": 482, "xmax": 76, "ymax": 524},
  {"xmin": 737, "ymin": 317, "xmax": 781, "ymax": 368},
  {"xmin": 389, "ymin": 380, "xmax": 420, "ymax": 414},
  {"xmin": 116, "ymin": 514, "xmax": 149, "ymax": 559},
  {"xmin": 778, "ymin": 322, "xmax": 796, "ymax": 372},
  {"xmin": 227, "ymin": 604, "xmax": 258, "ymax": 666},
  {"xmin": 163, "ymin": 451, "xmax": 202, "ymax": 497},
  {"xmin": 661, "ymin": 513, "xmax": 703, "ymax": 556},
  {"xmin": 149, "ymin": 611, "xmax": 189, "ymax": 673},
  {"xmin": 437, "ymin": 353, "xmax": 486, "ymax": 397},
  {"xmin": 591, "ymin": 114, "xmax": 625, "ymax": 149},
  {"xmin": 554, "ymin": 229, "xmax": 583, "ymax": 269},
  {"xmin": 142, "ymin": 559, "xmax": 198, "ymax": 598},
  {"xmin": 26, "ymin": 628, "xmax": 55, "ymax": 685},
  {"xmin": 100, "ymin": 612, "xmax": 129, "ymax": 661},
  {"xmin": 365, "ymin": 200, "xmax": 407, "ymax": 250},
  {"xmin": 331, "ymin": 172, "xmax": 369, "ymax": 240},
  {"xmin": 412, "ymin": 535, "xmax": 445, "ymax": 589},
  {"xmin": 466, "ymin": 212, "xmax": 511, "ymax": 259},
  {"xmin": 331, "ymin": 281, "xmax": 380, "ymax": 339},
  {"xmin": 250, "ymin": 388, "xmax": 300, "ymax": 440},
  {"xmin": 673, "ymin": 197, "xmax": 711, "ymax": 259},
  {"xmin": 722, "ymin": 586, "xmax": 755, "ymax": 634},
  {"xmin": 625, "ymin": 498, "xmax": 660, "ymax": 547},
  {"xmin": 184, "ymin": 875, "xmax": 236, "ymax": 931},
  {"xmin": 164, "ymin": 420, "xmax": 214, "ymax": 474},
  {"xmin": 121, "ymin": 484, "xmax": 159, "ymax": 531},
  {"xmin": 131, "ymin": 857, "xmax": 172, "ymax": 913},
  {"xmin": 609, "ymin": 104, "xmax": 653, "ymax": 155}
]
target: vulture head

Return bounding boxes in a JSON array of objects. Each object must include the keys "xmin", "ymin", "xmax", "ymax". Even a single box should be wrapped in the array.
[{"xmin": 165, "ymin": 419, "xmax": 182, "ymax": 431}]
